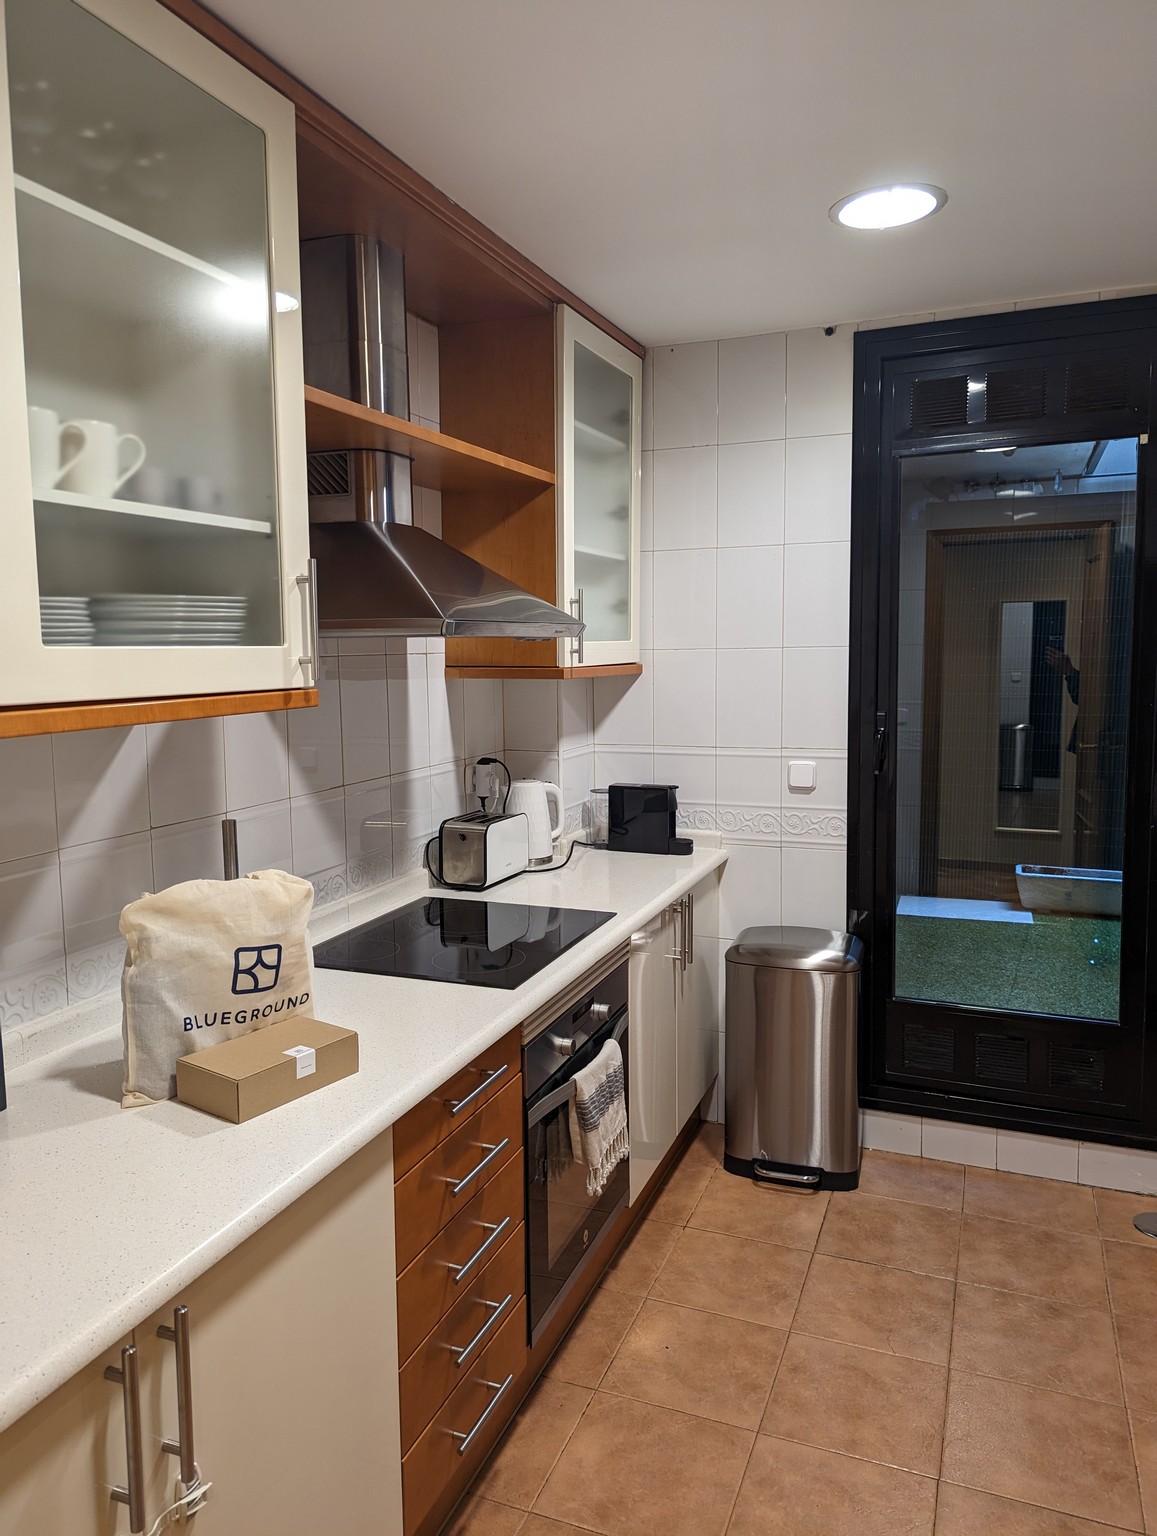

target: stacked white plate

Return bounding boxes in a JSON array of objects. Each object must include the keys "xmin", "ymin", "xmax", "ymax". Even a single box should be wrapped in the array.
[
  {"xmin": 41, "ymin": 596, "xmax": 94, "ymax": 646},
  {"xmin": 89, "ymin": 593, "xmax": 248, "ymax": 647}
]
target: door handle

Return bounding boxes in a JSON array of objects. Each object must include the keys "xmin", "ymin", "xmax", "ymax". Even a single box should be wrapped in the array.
[
  {"xmin": 296, "ymin": 557, "xmax": 319, "ymax": 687},
  {"xmin": 157, "ymin": 1304, "xmax": 196, "ymax": 1486},
  {"xmin": 570, "ymin": 587, "xmax": 584, "ymax": 665},
  {"xmin": 105, "ymin": 1345, "xmax": 145, "ymax": 1533},
  {"xmin": 873, "ymin": 711, "xmax": 888, "ymax": 775}
]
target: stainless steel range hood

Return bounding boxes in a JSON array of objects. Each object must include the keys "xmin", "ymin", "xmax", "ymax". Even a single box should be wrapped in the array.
[
  {"xmin": 301, "ymin": 234, "xmax": 581, "ymax": 642},
  {"xmin": 306, "ymin": 449, "xmax": 580, "ymax": 638}
]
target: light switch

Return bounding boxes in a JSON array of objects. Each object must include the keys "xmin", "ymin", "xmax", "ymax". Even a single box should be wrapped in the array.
[{"xmin": 787, "ymin": 760, "xmax": 817, "ymax": 792}]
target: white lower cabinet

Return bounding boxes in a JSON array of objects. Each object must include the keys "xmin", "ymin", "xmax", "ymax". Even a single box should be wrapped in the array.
[
  {"xmin": 628, "ymin": 871, "xmax": 722, "ymax": 1203},
  {"xmin": 0, "ymin": 1131, "xmax": 402, "ymax": 1536}
]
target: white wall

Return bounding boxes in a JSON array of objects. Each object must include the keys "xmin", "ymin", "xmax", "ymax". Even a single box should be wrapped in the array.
[{"xmin": 0, "ymin": 318, "xmax": 505, "ymax": 1035}]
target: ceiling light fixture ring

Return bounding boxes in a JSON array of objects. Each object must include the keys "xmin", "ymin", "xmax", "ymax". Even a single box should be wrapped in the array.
[{"xmin": 829, "ymin": 183, "xmax": 948, "ymax": 230}]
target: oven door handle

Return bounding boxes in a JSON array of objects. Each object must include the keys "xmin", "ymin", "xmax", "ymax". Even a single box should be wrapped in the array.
[{"xmin": 526, "ymin": 1010, "xmax": 628, "ymax": 1128}]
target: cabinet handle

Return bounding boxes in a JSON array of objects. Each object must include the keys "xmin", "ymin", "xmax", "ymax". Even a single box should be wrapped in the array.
[
  {"xmin": 157, "ymin": 1304, "xmax": 196, "ymax": 1486},
  {"xmin": 666, "ymin": 899, "xmax": 685, "ymax": 970},
  {"xmin": 104, "ymin": 1345, "xmax": 145, "ymax": 1533},
  {"xmin": 447, "ymin": 1063, "xmax": 509, "ymax": 1117},
  {"xmin": 453, "ymin": 1293, "xmax": 514, "ymax": 1367},
  {"xmin": 686, "ymin": 892, "xmax": 695, "ymax": 966},
  {"xmin": 296, "ymin": 557, "xmax": 320, "ymax": 687},
  {"xmin": 449, "ymin": 1138, "xmax": 511, "ymax": 1197},
  {"xmin": 452, "ymin": 1373, "xmax": 515, "ymax": 1456},
  {"xmin": 450, "ymin": 1217, "xmax": 512, "ymax": 1284},
  {"xmin": 569, "ymin": 587, "xmax": 584, "ymax": 666}
]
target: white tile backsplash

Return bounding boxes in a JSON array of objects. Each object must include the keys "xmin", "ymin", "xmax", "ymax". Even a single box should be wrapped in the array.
[
  {"xmin": 338, "ymin": 653, "xmax": 391, "ymax": 785},
  {"xmin": 652, "ymin": 340, "xmax": 718, "ymax": 449},
  {"xmin": 921, "ymin": 1118, "xmax": 997, "ymax": 1168},
  {"xmin": 718, "ymin": 440, "xmax": 785, "ymax": 548},
  {"xmin": 784, "ymin": 434, "xmax": 852, "ymax": 544},
  {"xmin": 718, "ymin": 841, "xmax": 781, "ymax": 939},
  {"xmin": 785, "ymin": 326, "xmax": 855, "ymax": 438},
  {"xmin": 997, "ymin": 1130, "xmax": 1079, "ymax": 1182},
  {"xmin": 150, "ymin": 816, "xmax": 226, "ymax": 890},
  {"xmin": 652, "ymin": 446, "xmax": 717, "ymax": 549},
  {"xmin": 0, "ymin": 736, "xmax": 58, "ymax": 860},
  {"xmin": 718, "ymin": 332, "xmax": 786, "ymax": 444},
  {"xmin": 782, "ymin": 542, "xmax": 851, "ymax": 647},
  {"xmin": 716, "ymin": 650, "xmax": 782, "ymax": 751},
  {"xmin": 594, "ymin": 668, "xmax": 654, "ymax": 749},
  {"xmin": 224, "ymin": 711, "xmax": 290, "ymax": 811},
  {"xmin": 56, "ymin": 726, "xmax": 151, "ymax": 844},
  {"xmin": 60, "ymin": 832, "xmax": 153, "ymax": 999},
  {"xmin": 861, "ymin": 1109, "xmax": 923, "ymax": 1157},
  {"xmin": 781, "ymin": 844, "xmax": 846, "ymax": 928},
  {"xmin": 653, "ymin": 649, "xmax": 715, "ymax": 749},
  {"xmin": 717, "ymin": 545, "xmax": 783, "ymax": 650},
  {"xmin": 653, "ymin": 549, "xmax": 716, "ymax": 650},
  {"xmin": 782, "ymin": 647, "xmax": 849, "ymax": 750}
]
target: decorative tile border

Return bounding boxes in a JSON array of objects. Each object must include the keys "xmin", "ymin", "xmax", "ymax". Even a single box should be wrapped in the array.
[
  {"xmin": 678, "ymin": 804, "xmax": 847, "ymax": 846},
  {"xmin": 0, "ymin": 964, "xmax": 68, "ymax": 1029}
]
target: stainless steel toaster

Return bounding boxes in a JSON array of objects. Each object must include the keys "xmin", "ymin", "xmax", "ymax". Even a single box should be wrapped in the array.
[{"xmin": 430, "ymin": 811, "xmax": 530, "ymax": 890}]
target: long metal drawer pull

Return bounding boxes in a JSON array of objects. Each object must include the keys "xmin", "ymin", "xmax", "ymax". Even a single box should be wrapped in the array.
[
  {"xmin": 687, "ymin": 891, "xmax": 695, "ymax": 965},
  {"xmin": 157, "ymin": 1304, "xmax": 196, "ymax": 1485},
  {"xmin": 104, "ymin": 1344, "xmax": 145, "ymax": 1533},
  {"xmin": 447, "ymin": 1063, "xmax": 509, "ymax": 1117},
  {"xmin": 453, "ymin": 1293, "xmax": 514, "ymax": 1367},
  {"xmin": 449, "ymin": 1137, "xmax": 511, "ymax": 1197},
  {"xmin": 451, "ymin": 1217, "xmax": 512, "ymax": 1284},
  {"xmin": 452, "ymin": 1373, "xmax": 515, "ymax": 1456}
]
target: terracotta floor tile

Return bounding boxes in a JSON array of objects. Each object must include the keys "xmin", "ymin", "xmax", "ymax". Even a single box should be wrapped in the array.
[
  {"xmin": 646, "ymin": 1149, "xmax": 716, "ymax": 1225},
  {"xmin": 1095, "ymin": 1187, "xmax": 1157, "ymax": 1246},
  {"xmin": 1105, "ymin": 1239, "xmax": 1157, "ymax": 1318},
  {"xmin": 543, "ymin": 1288, "xmax": 642, "ymax": 1390},
  {"xmin": 1130, "ymin": 1410, "xmax": 1157, "ymax": 1533},
  {"xmin": 600, "ymin": 1219, "xmax": 682, "ymax": 1297},
  {"xmin": 950, "ymin": 1283, "xmax": 1121, "ymax": 1403},
  {"xmin": 519, "ymin": 1519, "xmax": 598, "ymax": 1536},
  {"xmin": 729, "ymin": 1436, "xmax": 936, "ymax": 1536},
  {"xmin": 601, "ymin": 1298, "xmax": 786, "ymax": 1429},
  {"xmin": 1114, "ymin": 1313, "xmax": 1157, "ymax": 1416},
  {"xmin": 859, "ymin": 1149, "xmax": 964, "ymax": 1210},
  {"xmin": 957, "ymin": 1214, "xmax": 1107, "ymax": 1307},
  {"xmin": 534, "ymin": 1392, "xmax": 753, "ymax": 1536},
  {"xmin": 793, "ymin": 1252, "xmax": 954, "ymax": 1365},
  {"xmin": 760, "ymin": 1332, "xmax": 947, "ymax": 1475},
  {"xmin": 964, "ymin": 1166, "xmax": 1098, "ymax": 1234},
  {"xmin": 684, "ymin": 1119, "xmax": 725, "ymax": 1166},
  {"xmin": 934, "ymin": 1482, "xmax": 1138, "ymax": 1535},
  {"xmin": 687, "ymin": 1167, "xmax": 830, "ymax": 1249},
  {"xmin": 817, "ymin": 1190, "xmax": 960, "ymax": 1278},
  {"xmin": 941, "ymin": 1370, "xmax": 1141, "ymax": 1529},
  {"xmin": 650, "ymin": 1226, "xmax": 809, "ymax": 1328},
  {"xmin": 442, "ymin": 1497, "xmax": 528, "ymax": 1535},
  {"xmin": 472, "ymin": 1378, "xmax": 593, "ymax": 1511}
]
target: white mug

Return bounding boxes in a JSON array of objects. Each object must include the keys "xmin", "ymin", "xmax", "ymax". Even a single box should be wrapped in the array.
[
  {"xmin": 27, "ymin": 405, "xmax": 85, "ymax": 489},
  {"xmin": 56, "ymin": 418, "xmax": 146, "ymax": 499}
]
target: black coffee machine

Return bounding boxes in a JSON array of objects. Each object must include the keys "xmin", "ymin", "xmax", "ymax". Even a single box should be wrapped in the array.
[{"xmin": 608, "ymin": 784, "xmax": 693, "ymax": 855}]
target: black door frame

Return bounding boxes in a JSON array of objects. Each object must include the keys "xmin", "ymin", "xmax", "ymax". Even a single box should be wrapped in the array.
[{"xmin": 850, "ymin": 296, "xmax": 1157, "ymax": 1148}]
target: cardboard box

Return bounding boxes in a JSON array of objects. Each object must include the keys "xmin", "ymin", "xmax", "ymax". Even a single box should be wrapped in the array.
[{"xmin": 176, "ymin": 1017, "xmax": 358, "ymax": 1123}]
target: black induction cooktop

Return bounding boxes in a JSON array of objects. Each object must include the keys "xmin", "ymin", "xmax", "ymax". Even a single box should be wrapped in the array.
[{"xmin": 313, "ymin": 897, "xmax": 615, "ymax": 990}]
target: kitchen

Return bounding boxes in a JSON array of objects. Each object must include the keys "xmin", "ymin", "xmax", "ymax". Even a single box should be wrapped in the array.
[{"xmin": 3, "ymin": 1, "xmax": 1157, "ymax": 1533}]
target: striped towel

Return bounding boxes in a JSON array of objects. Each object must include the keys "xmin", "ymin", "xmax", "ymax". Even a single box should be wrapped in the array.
[{"xmin": 568, "ymin": 1038, "xmax": 629, "ymax": 1197}]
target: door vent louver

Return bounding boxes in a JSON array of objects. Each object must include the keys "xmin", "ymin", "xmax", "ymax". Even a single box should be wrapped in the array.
[
  {"xmin": 975, "ymin": 1033, "xmax": 1029, "ymax": 1084},
  {"xmin": 306, "ymin": 450, "xmax": 351, "ymax": 498},
  {"xmin": 909, "ymin": 375, "xmax": 969, "ymax": 433},
  {"xmin": 1065, "ymin": 356, "xmax": 1132, "ymax": 415},
  {"xmin": 1048, "ymin": 1044, "xmax": 1106, "ymax": 1095},
  {"xmin": 985, "ymin": 368, "xmax": 1047, "ymax": 422},
  {"xmin": 902, "ymin": 1020, "xmax": 956, "ymax": 1075}
]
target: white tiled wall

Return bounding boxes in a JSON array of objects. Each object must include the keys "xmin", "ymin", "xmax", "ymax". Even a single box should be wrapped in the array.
[{"xmin": 0, "ymin": 316, "xmax": 505, "ymax": 1034}]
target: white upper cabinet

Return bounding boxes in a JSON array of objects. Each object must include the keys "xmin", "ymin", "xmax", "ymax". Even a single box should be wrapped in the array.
[
  {"xmin": 0, "ymin": 0, "xmax": 311, "ymax": 706},
  {"xmin": 556, "ymin": 305, "xmax": 642, "ymax": 669}
]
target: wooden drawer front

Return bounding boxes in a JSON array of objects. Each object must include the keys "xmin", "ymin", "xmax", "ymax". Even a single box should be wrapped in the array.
[
  {"xmin": 402, "ymin": 1298, "xmax": 528, "ymax": 1536},
  {"xmin": 397, "ymin": 1152, "xmax": 524, "ymax": 1361},
  {"xmin": 395, "ymin": 1076, "xmax": 522, "ymax": 1272},
  {"xmin": 399, "ymin": 1221, "xmax": 525, "ymax": 1453},
  {"xmin": 394, "ymin": 1030, "xmax": 520, "ymax": 1180}
]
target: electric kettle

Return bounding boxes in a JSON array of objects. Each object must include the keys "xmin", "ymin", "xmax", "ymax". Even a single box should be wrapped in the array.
[{"xmin": 505, "ymin": 780, "xmax": 565, "ymax": 864}]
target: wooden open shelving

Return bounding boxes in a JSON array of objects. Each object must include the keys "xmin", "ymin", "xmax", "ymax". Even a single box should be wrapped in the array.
[
  {"xmin": 303, "ymin": 387, "xmax": 554, "ymax": 495},
  {"xmin": 0, "ymin": 688, "xmax": 318, "ymax": 740}
]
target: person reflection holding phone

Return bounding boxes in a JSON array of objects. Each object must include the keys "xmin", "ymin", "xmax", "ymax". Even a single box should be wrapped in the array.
[{"xmin": 1045, "ymin": 646, "xmax": 1079, "ymax": 753}]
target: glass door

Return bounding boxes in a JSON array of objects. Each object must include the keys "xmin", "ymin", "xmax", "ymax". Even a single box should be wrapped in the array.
[
  {"xmin": 557, "ymin": 306, "xmax": 642, "ymax": 668},
  {"xmin": 0, "ymin": 0, "xmax": 310, "ymax": 704}
]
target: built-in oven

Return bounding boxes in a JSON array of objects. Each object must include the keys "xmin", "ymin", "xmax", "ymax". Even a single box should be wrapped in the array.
[{"xmin": 523, "ymin": 952, "xmax": 630, "ymax": 1344}]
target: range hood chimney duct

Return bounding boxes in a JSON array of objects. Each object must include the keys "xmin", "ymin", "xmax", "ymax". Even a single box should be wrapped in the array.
[{"xmin": 301, "ymin": 234, "xmax": 582, "ymax": 642}]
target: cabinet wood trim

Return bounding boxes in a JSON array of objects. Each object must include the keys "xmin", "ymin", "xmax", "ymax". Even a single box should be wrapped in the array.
[
  {"xmin": 156, "ymin": 0, "xmax": 643, "ymax": 354},
  {"xmin": 444, "ymin": 663, "xmax": 643, "ymax": 681},
  {"xmin": 0, "ymin": 689, "xmax": 318, "ymax": 739}
]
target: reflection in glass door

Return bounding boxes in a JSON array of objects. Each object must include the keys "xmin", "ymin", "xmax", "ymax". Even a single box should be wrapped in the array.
[{"xmin": 893, "ymin": 438, "xmax": 1137, "ymax": 1023}]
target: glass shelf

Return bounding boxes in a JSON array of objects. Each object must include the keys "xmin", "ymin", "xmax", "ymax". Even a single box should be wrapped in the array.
[
  {"xmin": 34, "ymin": 485, "xmax": 272, "ymax": 537},
  {"xmin": 575, "ymin": 544, "xmax": 628, "ymax": 563},
  {"xmin": 574, "ymin": 417, "xmax": 629, "ymax": 455}
]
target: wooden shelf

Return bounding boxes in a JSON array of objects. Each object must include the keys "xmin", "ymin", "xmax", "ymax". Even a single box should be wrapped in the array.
[
  {"xmin": 0, "ymin": 688, "xmax": 317, "ymax": 739},
  {"xmin": 304, "ymin": 388, "xmax": 555, "ymax": 495},
  {"xmin": 35, "ymin": 486, "xmax": 272, "ymax": 537},
  {"xmin": 444, "ymin": 663, "xmax": 642, "ymax": 681}
]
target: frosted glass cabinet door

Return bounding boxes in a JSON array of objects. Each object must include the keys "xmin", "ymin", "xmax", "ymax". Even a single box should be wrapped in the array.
[
  {"xmin": 0, "ymin": 0, "xmax": 311, "ymax": 706},
  {"xmin": 556, "ymin": 306, "xmax": 642, "ymax": 669}
]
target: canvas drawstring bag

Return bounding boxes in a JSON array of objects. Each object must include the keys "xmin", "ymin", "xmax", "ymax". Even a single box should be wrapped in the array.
[{"xmin": 120, "ymin": 869, "xmax": 315, "ymax": 1107}]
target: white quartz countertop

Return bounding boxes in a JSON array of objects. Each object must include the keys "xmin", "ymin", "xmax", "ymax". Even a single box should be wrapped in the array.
[{"xmin": 0, "ymin": 842, "xmax": 725, "ymax": 1434}]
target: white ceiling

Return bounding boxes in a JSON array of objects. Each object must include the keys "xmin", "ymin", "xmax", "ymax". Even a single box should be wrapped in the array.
[{"xmin": 214, "ymin": 0, "xmax": 1157, "ymax": 345}]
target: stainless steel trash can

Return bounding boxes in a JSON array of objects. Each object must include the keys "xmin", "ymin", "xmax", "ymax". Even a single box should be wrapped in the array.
[{"xmin": 724, "ymin": 926, "xmax": 863, "ymax": 1191}]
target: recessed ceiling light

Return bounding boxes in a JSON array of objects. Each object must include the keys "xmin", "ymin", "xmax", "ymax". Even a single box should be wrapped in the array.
[{"xmin": 830, "ymin": 184, "xmax": 947, "ymax": 230}]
